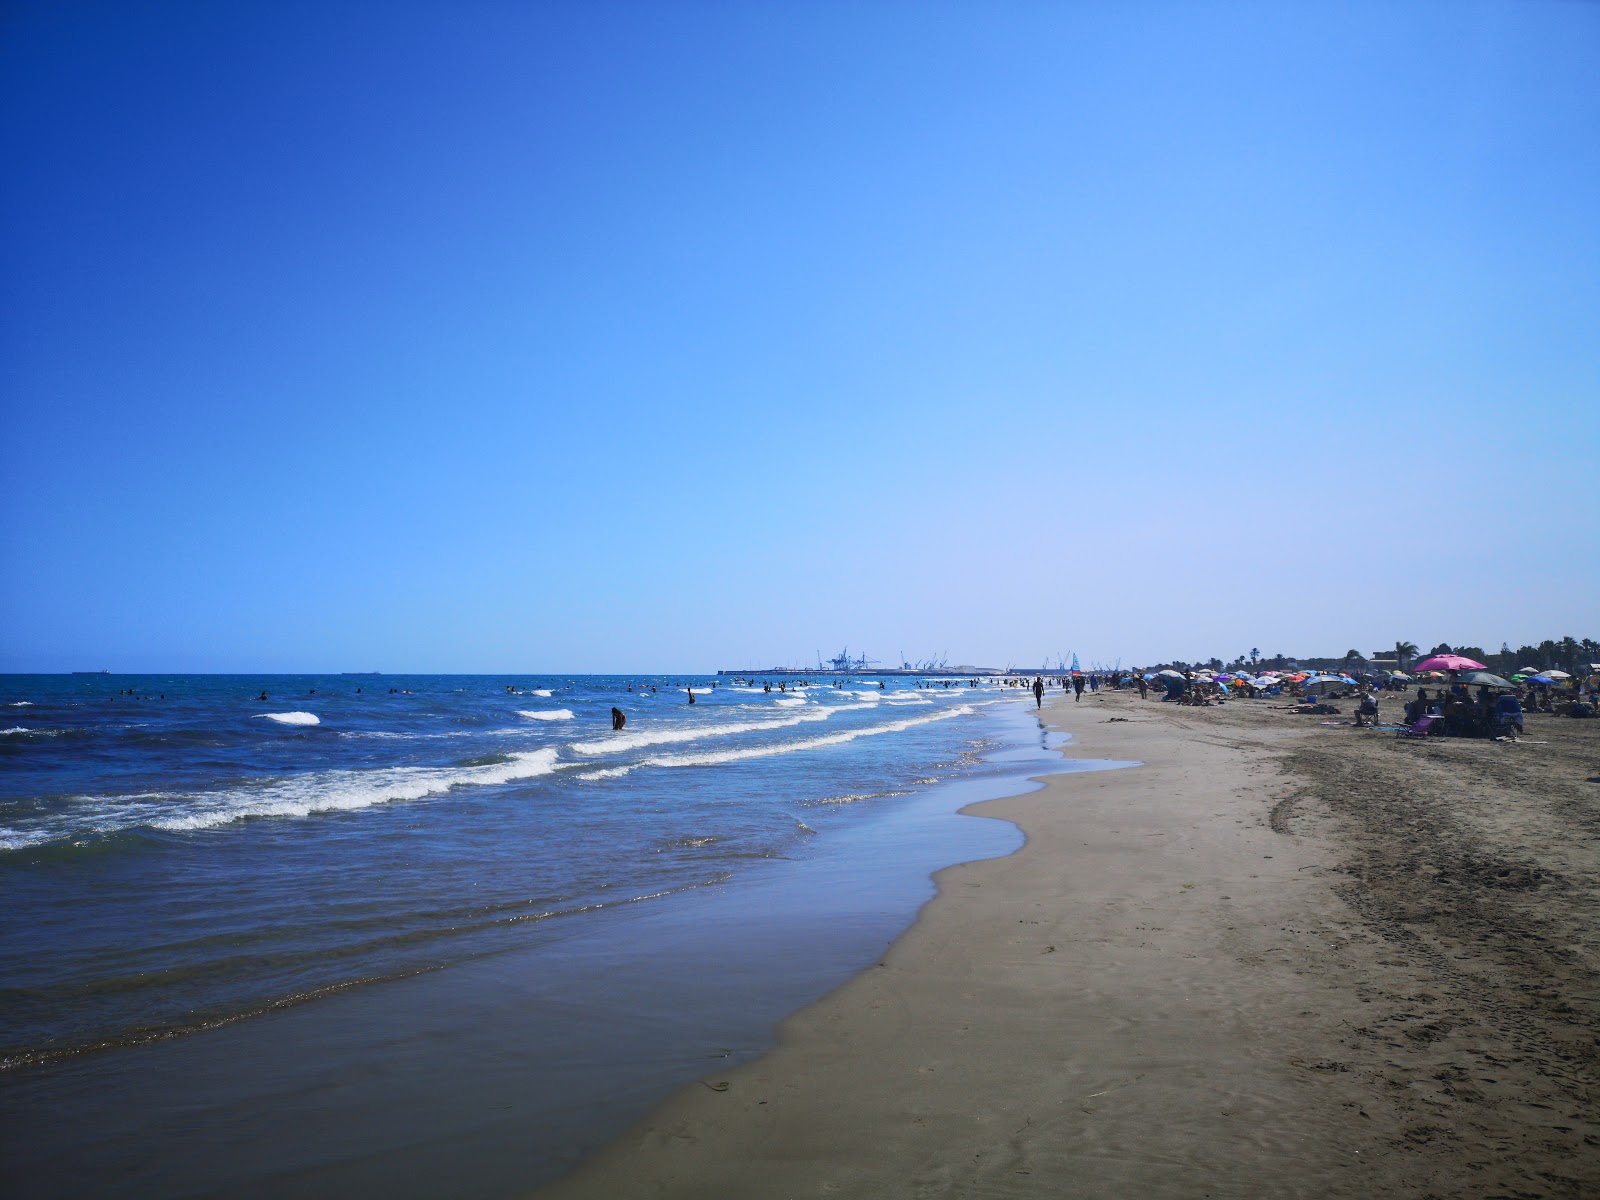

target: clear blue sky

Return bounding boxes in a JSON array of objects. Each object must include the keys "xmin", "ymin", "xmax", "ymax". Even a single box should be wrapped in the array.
[{"xmin": 3, "ymin": 1, "xmax": 1596, "ymax": 672}]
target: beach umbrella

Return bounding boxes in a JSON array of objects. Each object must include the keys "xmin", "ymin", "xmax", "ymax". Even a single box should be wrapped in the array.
[
  {"xmin": 1412, "ymin": 654, "xmax": 1486, "ymax": 672},
  {"xmin": 1528, "ymin": 674, "xmax": 1557, "ymax": 685},
  {"xmin": 1389, "ymin": 671, "xmax": 1410, "ymax": 680},
  {"xmin": 1456, "ymin": 671, "xmax": 1517, "ymax": 689},
  {"xmin": 1543, "ymin": 670, "xmax": 1572, "ymax": 680},
  {"xmin": 1510, "ymin": 673, "xmax": 1529, "ymax": 682},
  {"xmin": 1156, "ymin": 669, "xmax": 1184, "ymax": 679},
  {"xmin": 1518, "ymin": 666, "xmax": 1542, "ymax": 674}
]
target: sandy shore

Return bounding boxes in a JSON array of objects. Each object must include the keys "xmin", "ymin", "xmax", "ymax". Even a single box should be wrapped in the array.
[{"xmin": 533, "ymin": 688, "xmax": 1600, "ymax": 1198}]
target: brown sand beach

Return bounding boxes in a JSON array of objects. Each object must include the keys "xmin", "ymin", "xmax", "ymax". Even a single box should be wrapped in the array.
[{"xmin": 535, "ymin": 688, "xmax": 1600, "ymax": 1198}]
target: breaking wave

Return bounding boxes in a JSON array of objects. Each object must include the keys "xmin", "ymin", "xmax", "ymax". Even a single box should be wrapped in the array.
[{"xmin": 255, "ymin": 712, "xmax": 320, "ymax": 726}]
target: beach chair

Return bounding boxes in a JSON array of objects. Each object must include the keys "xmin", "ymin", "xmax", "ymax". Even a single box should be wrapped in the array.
[
  {"xmin": 1399, "ymin": 714, "xmax": 1439, "ymax": 738},
  {"xmin": 1495, "ymin": 695, "xmax": 1524, "ymax": 734}
]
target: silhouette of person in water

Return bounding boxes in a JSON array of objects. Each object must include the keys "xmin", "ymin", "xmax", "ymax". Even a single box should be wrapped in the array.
[
  {"xmin": 611, "ymin": 707, "xmax": 627, "ymax": 730},
  {"xmin": 258, "ymin": 691, "xmax": 268, "ymax": 701},
  {"xmin": 687, "ymin": 689, "xmax": 696, "ymax": 704},
  {"xmin": 1033, "ymin": 675, "xmax": 1044, "ymax": 708}
]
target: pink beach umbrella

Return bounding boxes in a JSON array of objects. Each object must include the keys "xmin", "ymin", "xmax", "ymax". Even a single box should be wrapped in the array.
[{"xmin": 1411, "ymin": 653, "xmax": 1487, "ymax": 673}]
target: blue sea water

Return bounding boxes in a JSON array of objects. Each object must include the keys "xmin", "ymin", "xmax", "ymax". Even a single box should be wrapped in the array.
[{"xmin": 0, "ymin": 672, "xmax": 1035, "ymax": 1069}]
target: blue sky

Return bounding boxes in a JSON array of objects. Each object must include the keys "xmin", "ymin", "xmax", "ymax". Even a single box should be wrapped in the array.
[{"xmin": 3, "ymin": 1, "xmax": 1596, "ymax": 672}]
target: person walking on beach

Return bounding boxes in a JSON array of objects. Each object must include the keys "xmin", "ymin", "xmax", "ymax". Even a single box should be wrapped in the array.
[
  {"xmin": 1072, "ymin": 674, "xmax": 1085, "ymax": 702},
  {"xmin": 1033, "ymin": 675, "xmax": 1044, "ymax": 708}
]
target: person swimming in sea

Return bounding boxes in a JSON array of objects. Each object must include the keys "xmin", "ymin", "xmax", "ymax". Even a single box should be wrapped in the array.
[{"xmin": 611, "ymin": 707, "xmax": 626, "ymax": 730}]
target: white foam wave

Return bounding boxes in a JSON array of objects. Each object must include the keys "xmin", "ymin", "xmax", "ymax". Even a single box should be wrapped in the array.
[
  {"xmin": 773, "ymin": 697, "xmax": 807, "ymax": 707},
  {"xmin": 0, "ymin": 749, "xmax": 566, "ymax": 848},
  {"xmin": 2, "ymin": 726, "xmax": 34, "ymax": 735},
  {"xmin": 646, "ymin": 706, "xmax": 973, "ymax": 769},
  {"xmin": 518, "ymin": 709, "xmax": 574, "ymax": 721},
  {"xmin": 6, "ymin": 701, "xmax": 32, "ymax": 707},
  {"xmin": 576, "ymin": 766, "xmax": 635, "ymax": 781},
  {"xmin": 568, "ymin": 701, "xmax": 878, "ymax": 757},
  {"xmin": 527, "ymin": 689, "xmax": 552, "ymax": 697},
  {"xmin": 255, "ymin": 712, "xmax": 320, "ymax": 726}
]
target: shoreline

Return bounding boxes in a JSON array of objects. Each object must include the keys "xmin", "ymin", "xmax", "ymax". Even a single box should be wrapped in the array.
[
  {"xmin": 533, "ymin": 688, "xmax": 1600, "ymax": 1197},
  {"xmin": 2, "ymin": 694, "xmax": 1073, "ymax": 1197}
]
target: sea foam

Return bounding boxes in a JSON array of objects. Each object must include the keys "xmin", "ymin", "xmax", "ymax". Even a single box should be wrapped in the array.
[
  {"xmin": 518, "ymin": 709, "xmax": 574, "ymax": 721},
  {"xmin": 567, "ymin": 702, "xmax": 878, "ymax": 757},
  {"xmin": 646, "ymin": 706, "xmax": 974, "ymax": 768},
  {"xmin": 0, "ymin": 748, "xmax": 564, "ymax": 849},
  {"xmin": 255, "ymin": 712, "xmax": 321, "ymax": 726}
]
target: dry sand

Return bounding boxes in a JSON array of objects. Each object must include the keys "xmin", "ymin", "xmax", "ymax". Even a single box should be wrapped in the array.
[{"xmin": 532, "ymin": 688, "xmax": 1600, "ymax": 1198}]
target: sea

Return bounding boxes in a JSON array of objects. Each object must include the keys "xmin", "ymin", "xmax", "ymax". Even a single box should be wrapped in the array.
[{"xmin": 0, "ymin": 672, "xmax": 1122, "ymax": 1197}]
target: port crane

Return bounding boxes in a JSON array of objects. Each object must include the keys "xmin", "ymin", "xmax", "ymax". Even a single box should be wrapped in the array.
[{"xmin": 818, "ymin": 647, "xmax": 879, "ymax": 673}]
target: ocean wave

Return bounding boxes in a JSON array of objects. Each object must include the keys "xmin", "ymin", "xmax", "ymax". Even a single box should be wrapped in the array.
[
  {"xmin": 575, "ymin": 765, "xmax": 635, "ymax": 781},
  {"xmin": 6, "ymin": 701, "xmax": 32, "ymax": 707},
  {"xmin": 2, "ymin": 726, "xmax": 40, "ymax": 736},
  {"xmin": 645, "ymin": 706, "xmax": 973, "ymax": 768},
  {"xmin": 567, "ymin": 702, "xmax": 879, "ymax": 757},
  {"xmin": 518, "ymin": 709, "xmax": 574, "ymax": 721},
  {"xmin": 526, "ymin": 689, "xmax": 552, "ymax": 697},
  {"xmin": 254, "ymin": 712, "xmax": 320, "ymax": 726},
  {"xmin": 772, "ymin": 697, "xmax": 807, "ymax": 707},
  {"xmin": 0, "ymin": 749, "xmax": 562, "ymax": 850}
]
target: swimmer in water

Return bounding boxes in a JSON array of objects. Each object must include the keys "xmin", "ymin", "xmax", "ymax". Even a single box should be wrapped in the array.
[
  {"xmin": 611, "ymin": 706, "xmax": 626, "ymax": 730},
  {"xmin": 687, "ymin": 689, "xmax": 696, "ymax": 704}
]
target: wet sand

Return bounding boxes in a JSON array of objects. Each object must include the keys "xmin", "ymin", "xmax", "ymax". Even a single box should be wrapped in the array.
[{"xmin": 534, "ymin": 688, "xmax": 1600, "ymax": 1198}]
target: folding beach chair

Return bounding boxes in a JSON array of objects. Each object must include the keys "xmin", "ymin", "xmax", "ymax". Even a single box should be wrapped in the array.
[
  {"xmin": 1399, "ymin": 714, "xmax": 1439, "ymax": 738},
  {"xmin": 1495, "ymin": 695, "xmax": 1524, "ymax": 735}
]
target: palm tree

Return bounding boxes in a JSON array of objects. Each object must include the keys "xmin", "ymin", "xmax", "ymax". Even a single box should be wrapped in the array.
[
  {"xmin": 1560, "ymin": 636, "xmax": 1579, "ymax": 674},
  {"xmin": 1250, "ymin": 647, "xmax": 1260, "ymax": 665},
  {"xmin": 1395, "ymin": 641, "xmax": 1417, "ymax": 672}
]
